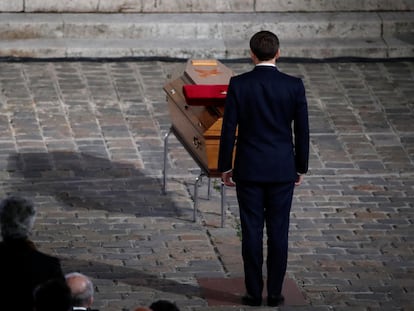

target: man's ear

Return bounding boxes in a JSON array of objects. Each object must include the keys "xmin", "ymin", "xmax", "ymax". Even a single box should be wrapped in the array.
[
  {"xmin": 275, "ymin": 49, "xmax": 280, "ymax": 60},
  {"xmin": 250, "ymin": 50, "xmax": 258, "ymax": 64}
]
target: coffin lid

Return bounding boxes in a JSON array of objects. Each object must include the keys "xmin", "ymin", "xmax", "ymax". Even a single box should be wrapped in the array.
[{"xmin": 184, "ymin": 59, "xmax": 234, "ymax": 85}]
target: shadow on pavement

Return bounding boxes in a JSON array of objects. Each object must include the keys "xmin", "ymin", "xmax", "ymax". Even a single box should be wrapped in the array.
[
  {"xmin": 7, "ymin": 151, "xmax": 182, "ymax": 217},
  {"xmin": 61, "ymin": 257, "xmax": 202, "ymax": 298},
  {"xmin": 6, "ymin": 151, "xmax": 204, "ymax": 299}
]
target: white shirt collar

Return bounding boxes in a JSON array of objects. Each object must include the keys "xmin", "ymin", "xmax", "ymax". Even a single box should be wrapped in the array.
[{"xmin": 256, "ymin": 62, "xmax": 276, "ymax": 67}]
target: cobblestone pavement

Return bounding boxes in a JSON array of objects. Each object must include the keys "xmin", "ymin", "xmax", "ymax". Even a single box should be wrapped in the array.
[{"xmin": 0, "ymin": 59, "xmax": 413, "ymax": 311}]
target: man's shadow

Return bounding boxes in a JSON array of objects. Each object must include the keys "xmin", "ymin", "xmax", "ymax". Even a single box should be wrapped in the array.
[{"xmin": 7, "ymin": 151, "xmax": 184, "ymax": 217}]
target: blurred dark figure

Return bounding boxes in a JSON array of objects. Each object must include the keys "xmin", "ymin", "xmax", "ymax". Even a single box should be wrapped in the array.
[
  {"xmin": 0, "ymin": 196, "xmax": 65, "ymax": 311},
  {"xmin": 150, "ymin": 300, "xmax": 180, "ymax": 311},
  {"xmin": 34, "ymin": 278, "xmax": 72, "ymax": 311}
]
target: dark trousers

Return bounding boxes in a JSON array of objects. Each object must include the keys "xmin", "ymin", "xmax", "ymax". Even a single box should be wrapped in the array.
[{"xmin": 236, "ymin": 180, "xmax": 295, "ymax": 299}]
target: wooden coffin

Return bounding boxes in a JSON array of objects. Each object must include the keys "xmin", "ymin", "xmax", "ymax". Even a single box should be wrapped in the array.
[{"xmin": 163, "ymin": 59, "xmax": 234, "ymax": 177}]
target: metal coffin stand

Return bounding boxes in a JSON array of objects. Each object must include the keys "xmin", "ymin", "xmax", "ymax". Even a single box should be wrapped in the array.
[
  {"xmin": 162, "ymin": 127, "xmax": 227, "ymax": 227},
  {"xmin": 162, "ymin": 59, "xmax": 234, "ymax": 227}
]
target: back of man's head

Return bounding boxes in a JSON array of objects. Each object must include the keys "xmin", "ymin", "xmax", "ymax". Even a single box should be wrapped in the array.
[
  {"xmin": 249, "ymin": 30, "xmax": 280, "ymax": 61},
  {"xmin": 0, "ymin": 196, "xmax": 36, "ymax": 240},
  {"xmin": 34, "ymin": 278, "xmax": 72, "ymax": 311},
  {"xmin": 65, "ymin": 272, "xmax": 94, "ymax": 307}
]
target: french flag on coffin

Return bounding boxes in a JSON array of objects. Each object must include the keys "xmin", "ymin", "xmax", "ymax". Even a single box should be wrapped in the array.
[{"xmin": 182, "ymin": 84, "xmax": 228, "ymax": 106}]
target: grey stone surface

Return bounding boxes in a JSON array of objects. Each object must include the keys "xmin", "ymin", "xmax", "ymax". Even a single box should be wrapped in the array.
[
  {"xmin": 256, "ymin": 0, "xmax": 414, "ymax": 12},
  {"xmin": 2, "ymin": 0, "xmax": 413, "ymax": 13},
  {"xmin": 0, "ymin": 12, "xmax": 385, "ymax": 40},
  {"xmin": 0, "ymin": 0, "xmax": 22, "ymax": 12},
  {"xmin": 0, "ymin": 59, "xmax": 413, "ymax": 311},
  {"xmin": 0, "ymin": 12, "xmax": 413, "ymax": 59}
]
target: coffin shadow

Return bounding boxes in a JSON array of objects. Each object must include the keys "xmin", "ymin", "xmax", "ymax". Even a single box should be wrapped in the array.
[{"xmin": 6, "ymin": 151, "xmax": 184, "ymax": 218}]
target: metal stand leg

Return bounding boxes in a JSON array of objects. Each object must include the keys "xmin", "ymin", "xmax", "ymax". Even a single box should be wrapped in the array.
[
  {"xmin": 194, "ymin": 176, "xmax": 227, "ymax": 227},
  {"xmin": 194, "ymin": 173, "xmax": 204, "ymax": 222},
  {"xmin": 162, "ymin": 128, "xmax": 172, "ymax": 194},
  {"xmin": 207, "ymin": 178, "xmax": 212, "ymax": 199},
  {"xmin": 220, "ymin": 182, "xmax": 226, "ymax": 227},
  {"xmin": 162, "ymin": 128, "xmax": 226, "ymax": 226}
]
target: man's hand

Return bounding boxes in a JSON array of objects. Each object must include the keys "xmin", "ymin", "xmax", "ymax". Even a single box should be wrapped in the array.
[
  {"xmin": 295, "ymin": 174, "xmax": 304, "ymax": 186},
  {"xmin": 222, "ymin": 171, "xmax": 236, "ymax": 187}
]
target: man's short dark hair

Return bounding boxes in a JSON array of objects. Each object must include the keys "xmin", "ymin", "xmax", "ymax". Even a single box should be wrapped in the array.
[{"xmin": 249, "ymin": 30, "xmax": 280, "ymax": 61}]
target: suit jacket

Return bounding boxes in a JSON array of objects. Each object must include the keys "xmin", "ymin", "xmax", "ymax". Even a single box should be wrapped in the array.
[
  {"xmin": 218, "ymin": 65, "xmax": 309, "ymax": 182},
  {"xmin": 0, "ymin": 238, "xmax": 64, "ymax": 311}
]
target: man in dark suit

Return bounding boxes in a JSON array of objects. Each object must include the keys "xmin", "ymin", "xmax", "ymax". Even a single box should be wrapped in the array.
[
  {"xmin": 0, "ymin": 196, "xmax": 65, "ymax": 311},
  {"xmin": 218, "ymin": 30, "xmax": 309, "ymax": 306}
]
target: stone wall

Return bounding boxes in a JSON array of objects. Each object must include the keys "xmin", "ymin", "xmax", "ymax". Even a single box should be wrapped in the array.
[{"xmin": 1, "ymin": 0, "xmax": 413, "ymax": 13}]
